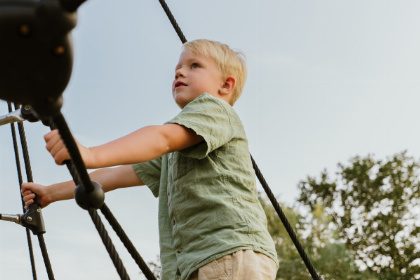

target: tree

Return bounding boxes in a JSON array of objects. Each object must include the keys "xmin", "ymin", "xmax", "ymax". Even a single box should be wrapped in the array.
[
  {"xmin": 298, "ymin": 151, "xmax": 420, "ymax": 279},
  {"xmin": 260, "ymin": 196, "xmax": 378, "ymax": 280}
]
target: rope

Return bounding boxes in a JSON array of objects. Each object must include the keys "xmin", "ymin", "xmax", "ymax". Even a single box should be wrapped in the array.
[
  {"xmin": 14, "ymin": 107, "xmax": 34, "ymax": 183},
  {"xmin": 88, "ymin": 208, "xmax": 130, "ymax": 280},
  {"xmin": 251, "ymin": 156, "xmax": 322, "ymax": 280},
  {"xmin": 100, "ymin": 204, "xmax": 157, "ymax": 280},
  {"xmin": 38, "ymin": 235, "xmax": 55, "ymax": 279},
  {"xmin": 156, "ymin": 1, "xmax": 323, "ymax": 279},
  {"xmin": 157, "ymin": 0, "xmax": 187, "ymax": 43},
  {"xmin": 12, "ymin": 103, "xmax": 56, "ymax": 280},
  {"xmin": 7, "ymin": 102, "xmax": 38, "ymax": 280}
]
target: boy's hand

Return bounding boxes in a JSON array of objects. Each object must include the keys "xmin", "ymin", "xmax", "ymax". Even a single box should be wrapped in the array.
[
  {"xmin": 21, "ymin": 183, "xmax": 51, "ymax": 209},
  {"xmin": 44, "ymin": 129, "xmax": 92, "ymax": 167}
]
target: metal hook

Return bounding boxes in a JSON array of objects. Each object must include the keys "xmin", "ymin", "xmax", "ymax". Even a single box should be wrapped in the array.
[{"xmin": 0, "ymin": 204, "xmax": 46, "ymax": 235}]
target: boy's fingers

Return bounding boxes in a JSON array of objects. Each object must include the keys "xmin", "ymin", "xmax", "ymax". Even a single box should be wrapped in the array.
[
  {"xmin": 45, "ymin": 133, "xmax": 62, "ymax": 153},
  {"xmin": 54, "ymin": 148, "xmax": 69, "ymax": 165},
  {"xmin": 25, "ymin": 199, "xmax": 34, "ymax": 208},
  {"xmin": 21, "ymin": 183, "xmax": 38, "ymax": 197},
  {"xmin": 21, "ymin": 181, "xmax": 36, "ymax": 190},
  {"xmin": 44, "ymin": 129, "xmax": 59, "ymax": 142},
  {"xmin": 21, "ymin": 182, "xmax": 31, "ymax": 193},
  {"xmin": 22, "ymin": 190, "xmax": 33, "ymax": 197},
  {"xmin": 22, "ymin": 193, "xmax": 35, "ymax": 202},
  {"xmin": 44, "ymin": 132, "xmax": 70, "ymax": 165},
  {"xmin": 49, "ymin": 140, "xmax": 66, "ymax": 158}
]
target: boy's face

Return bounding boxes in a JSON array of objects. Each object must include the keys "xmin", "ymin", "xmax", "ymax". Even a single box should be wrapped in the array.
[{"xmin": 172, "ymin": 51, "xmax": 224, "ymax": 109}]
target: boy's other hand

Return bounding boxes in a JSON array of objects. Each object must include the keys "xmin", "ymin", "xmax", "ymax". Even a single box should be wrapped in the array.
[
  {"xmin": 44, "ymin": 129, "xmax": 70, "ymax": 165},
  {"xmin": 21, "ymin": 182, "xmax": 51, "ymax": 209},
  {"xmin": 44, "ymin": 129, "xmax": 92, "ymax": 166}
]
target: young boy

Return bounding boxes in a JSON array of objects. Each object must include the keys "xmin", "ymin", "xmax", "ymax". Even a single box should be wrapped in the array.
[{"xmin": 22, "ymin": 39, "xmax": 279, "ymax": 280}]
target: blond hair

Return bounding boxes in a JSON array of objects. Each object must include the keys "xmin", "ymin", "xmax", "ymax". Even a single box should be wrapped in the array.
[{"xmin": 182, "ymin": 39, "xmax": 247, "ymax": 105}]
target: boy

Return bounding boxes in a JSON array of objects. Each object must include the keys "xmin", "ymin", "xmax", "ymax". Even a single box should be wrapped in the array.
[{"xmin": 22, "ymin": 39, "xmax": 279, "ymax": 280}]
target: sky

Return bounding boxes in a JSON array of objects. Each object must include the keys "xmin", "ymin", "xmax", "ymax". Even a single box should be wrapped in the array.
[{"xmin": 1, "ymin": 0, "xmax": 420, "ymax": 279}]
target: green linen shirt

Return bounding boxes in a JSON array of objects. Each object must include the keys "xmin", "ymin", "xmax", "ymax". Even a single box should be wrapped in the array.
[{"xmin": 132, "ymin": 93, "xmax": 278, "ymax": 280}]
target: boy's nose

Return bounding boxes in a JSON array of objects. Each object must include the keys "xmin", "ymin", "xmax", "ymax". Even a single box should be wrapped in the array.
[{"xmin": 175, "ymin": 68, "xmax": 185, "ymax": 79}]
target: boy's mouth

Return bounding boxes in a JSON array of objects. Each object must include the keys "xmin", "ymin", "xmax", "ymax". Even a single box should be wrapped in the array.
[{"xmin": 174, "ymin": 81, "xmax": 187, "ymax": 89}]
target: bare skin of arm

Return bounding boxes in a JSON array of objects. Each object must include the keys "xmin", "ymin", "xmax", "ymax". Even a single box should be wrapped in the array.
[
  {"xmin": 22, "ymin": 123, "xmax": 203, "ymax": 209},
  {"xmin": 46, "ymin": 123, "xmax": 203, "ymax": 169},
  {"xmin": 21, "ymin": 165, "xmax": 143, "ymax": 209}
]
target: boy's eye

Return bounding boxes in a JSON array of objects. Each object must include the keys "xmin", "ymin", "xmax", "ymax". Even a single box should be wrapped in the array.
[{"xmin": 190, "ymin": 63, "xmax": 200, "ymax": 69}]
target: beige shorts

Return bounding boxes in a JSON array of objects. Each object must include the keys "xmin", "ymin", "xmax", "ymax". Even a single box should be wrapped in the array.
[{"xmin": 188, "ymin": 250, "xmax": 278, "ymax": 280}]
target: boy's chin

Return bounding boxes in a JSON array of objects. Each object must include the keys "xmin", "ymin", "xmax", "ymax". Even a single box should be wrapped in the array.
[
  {"xmin": 173, "ymin": 95, "xmax": 193, "ymax": 109},
  {"xmin": 174, "ymin": 98, "xmax": 189, "ymax": 109}
]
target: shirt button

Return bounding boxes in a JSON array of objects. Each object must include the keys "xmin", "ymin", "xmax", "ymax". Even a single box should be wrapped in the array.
[{"xmin": 177, "ymin": 248, "xmax": 182, "ymax": 254}]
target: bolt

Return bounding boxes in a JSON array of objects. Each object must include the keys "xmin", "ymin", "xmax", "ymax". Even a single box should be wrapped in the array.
[
  {"xmin": 53, "ymin": 46, "xmax": 65, "ymax": 56},
  {"xmin": 26, "ymin": 216, "xmax": 33, "ymax": 222},
  {"xmin": 18, "ymin": 24, "xmax": 31, "ymax": 37}
]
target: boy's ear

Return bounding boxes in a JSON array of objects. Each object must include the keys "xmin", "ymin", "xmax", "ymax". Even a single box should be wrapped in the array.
[{"xmin": 219, "ymin": 76, "xmax": 236, "ymax": 96}]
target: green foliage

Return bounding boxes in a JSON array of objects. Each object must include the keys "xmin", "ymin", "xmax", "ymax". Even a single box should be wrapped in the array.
[
  {"xmin": 298, "ymin": 151, "xmax": 420, "ymax": 279},
  {"xmin": 259, "ymin": 196, "xmax": 377, "ymax": 280}
]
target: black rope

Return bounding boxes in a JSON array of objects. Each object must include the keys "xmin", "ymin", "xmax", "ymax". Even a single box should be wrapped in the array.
[
  {"xmin": 251, "ymin": 156, "xmax": 322, "ymax": 280},
  {"xmin": 7, "ymin": 102, "xmax": 38, "ymax": 280},
  {"xmin": 156, "ymin": 2, "xmax": 323, "ymax": 279},
  {"xmin": 12, "ymin": 103, "xmax": 56, "ymax": 280},
  {"xmin": 37, "ymin": 235, "xmax": 55, "ymax": 279},
  {"xmin": 88, "ymin": 208, "xmax": 130, "ymax": 280},
  {"xmin": 14, "ymin": 106, "xmax": 34, "ymax": 184},
  {"xmin": 100, "ymin": 204, "xmax": 157, "ymax": 280},
  {"xmin": 157, "ymin": 0, "xmax": 187, "ymax": 43}
]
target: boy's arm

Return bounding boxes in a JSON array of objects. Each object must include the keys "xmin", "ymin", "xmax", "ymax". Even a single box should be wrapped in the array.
[
  {"xmin": 46, "ymin": 124, "xmax": 203, "ymax": 169},
  {"xmin": 21, "ymin": 165, "xmax": 144, "ymax": 209}
]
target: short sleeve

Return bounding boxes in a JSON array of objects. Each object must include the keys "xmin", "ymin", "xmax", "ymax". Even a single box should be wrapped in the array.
[
  {"xmin": 132, "ymin": 156, "xmax": 162, "ymax": 197},
  {"xmin": 166, "ymin": 93, "xmax": 236, "ymax": 159}
]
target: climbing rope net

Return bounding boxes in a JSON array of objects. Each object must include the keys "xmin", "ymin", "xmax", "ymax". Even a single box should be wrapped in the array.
[{"xmin": 0, "ymin": 1, "xmax": 323, "ymax": 279}]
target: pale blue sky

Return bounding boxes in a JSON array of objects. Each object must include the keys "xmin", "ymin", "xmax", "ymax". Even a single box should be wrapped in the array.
[{"xmin": 1, "ymin": 0, "xmax": 420, "ymax": 279}]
